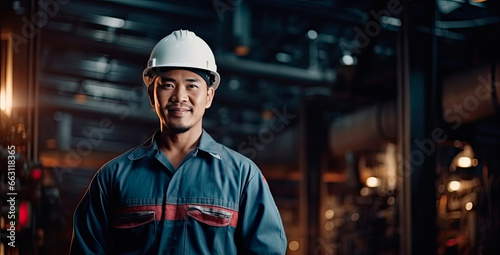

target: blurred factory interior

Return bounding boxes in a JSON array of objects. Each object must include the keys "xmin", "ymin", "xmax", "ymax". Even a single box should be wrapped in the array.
[{"xmin": 1, "ymin": 0, "xmax": 500, "ymax": 254}]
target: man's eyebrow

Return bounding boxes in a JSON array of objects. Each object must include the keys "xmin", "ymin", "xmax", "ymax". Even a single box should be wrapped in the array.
[{"xmin": 185, "ymin": 78, "xmax": 201, "ymax": 82}]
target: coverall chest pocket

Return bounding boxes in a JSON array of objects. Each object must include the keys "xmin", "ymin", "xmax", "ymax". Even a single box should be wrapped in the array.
[
  {"xmin": 184, "ymin": 205, "xmax": 233, "ymax": 254},
  {"xmin": 112, "ymin": 210, "xmax": 157, "ymax": 254}
]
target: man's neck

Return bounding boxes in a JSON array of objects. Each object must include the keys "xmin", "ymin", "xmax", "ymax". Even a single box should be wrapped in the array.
[
  {"xmin": 159, "ymin": 126, "xmax": 202, "ymax": 154},
  {"xmin": 158, "ymin": 126, "xmax": 203, "ymax": 170}
]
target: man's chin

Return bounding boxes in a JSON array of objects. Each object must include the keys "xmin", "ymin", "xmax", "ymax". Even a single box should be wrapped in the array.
[{"xmin": 167, "ymin": 125, "xmax": 191, "ymax": 134}]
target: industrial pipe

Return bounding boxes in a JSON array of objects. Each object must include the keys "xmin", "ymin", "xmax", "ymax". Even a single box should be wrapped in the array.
[
  {"xmin": 218, "ymin": 54, "xmax": 336, "ymax": 85},
  {"xmin": 328, "ymin": 62, "xmax": 500, "ymax": 157},
  {"xmin": 442, "ymin": 61, "xmax": 500, "ymax": 125},
  {"xmin": 329, "ymin": 100, "xmax": 396, "ymax": 157}
]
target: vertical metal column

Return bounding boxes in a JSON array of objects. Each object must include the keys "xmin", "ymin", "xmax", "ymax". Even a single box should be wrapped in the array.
[
  {"xmin": 27, "ymin": 0, "xmax": 41, "ymax": 161},
  {"xmin": 397, "ymin": 1, "xmax": 412, "ymax": 253},
  {"xmin": 302, "ymin": 97, "xmax": 328, "ymax": 255},
  {"xmin": 398, "ymin": 0, "xmax": 438, "ymax": 254}
]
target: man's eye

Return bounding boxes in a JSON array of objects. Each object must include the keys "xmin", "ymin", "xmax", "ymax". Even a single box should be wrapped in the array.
[
  {"xmin": 188, "ymin": 84, "xmax": 198, "ymax": 89},
  {"xmin": 158, "ymin": 80, "xmax": 174, "ymax": 88}
]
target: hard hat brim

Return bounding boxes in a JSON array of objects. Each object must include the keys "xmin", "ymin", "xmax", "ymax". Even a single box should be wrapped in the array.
[{"xmin": 143, "ymin": 66, "xmax": 220, "ymax": 90}]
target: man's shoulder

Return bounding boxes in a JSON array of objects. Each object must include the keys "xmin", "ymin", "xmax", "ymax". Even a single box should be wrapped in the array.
[
  {"xmin": 97, "ymin": 146, "xmax": 138, "ymax": 172},
  {"xmin": 107, "ymin": 147, "xmax": 136, "ymax": 164},
  {"xmin": 215, "ymin": 141, "xmax": 259, "ymax": 169},
  {"xmin": 201, "ymin": 130, "xmax": 255, "ymax": 166},
  {"xmin": 98, "ymin": 136, "xmax": 155, "ymax": 172}
]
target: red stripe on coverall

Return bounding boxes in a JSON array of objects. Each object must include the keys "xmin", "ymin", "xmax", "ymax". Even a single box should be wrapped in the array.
[{"xmin": 115, "ymin": 204, "xmax": 239, "ymax": 227}]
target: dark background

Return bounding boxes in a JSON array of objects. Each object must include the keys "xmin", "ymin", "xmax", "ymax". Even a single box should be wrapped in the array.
[{"xmin": 1, "ymin": 0, "xmax": 500, "ymax": 254}]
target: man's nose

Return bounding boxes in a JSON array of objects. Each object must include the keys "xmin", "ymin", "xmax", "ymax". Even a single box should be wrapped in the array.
[{"xmin": 170, "ymin": 86, "xmax": 188, "ymax": 102}]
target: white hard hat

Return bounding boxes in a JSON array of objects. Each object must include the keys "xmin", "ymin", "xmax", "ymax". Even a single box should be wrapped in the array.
[{"xmin": 142, "ymin": 30, "xmax": 221, "ymax": 90}]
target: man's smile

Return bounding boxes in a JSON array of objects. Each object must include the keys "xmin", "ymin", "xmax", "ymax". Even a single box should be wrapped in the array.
[{"xmin": 167, "ymin": 105, "xmax": 193, "ymax": 117}]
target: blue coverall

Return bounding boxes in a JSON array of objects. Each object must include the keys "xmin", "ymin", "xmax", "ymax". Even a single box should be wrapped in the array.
[{"xmin": 70, "ymin": 130, "xmax": 287, "ymax": 254}]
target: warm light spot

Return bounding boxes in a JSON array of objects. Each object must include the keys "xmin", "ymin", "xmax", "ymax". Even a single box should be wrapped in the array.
[
  {"xmin": 448, "ymin": 181, "xmax": 461, "ymax": 192},
  {"xmin": 74, "ymin": 93, "xmax": 87, "ymax": 104},
  {"xmin": 457, "ymin": 156, "xmax": 472, "ymax": 168},
  {"xmin": 45, "ymin": 139, "xmax": 57, "ymax": 149},
  {"xmin": 0, "ymin": 75, "xmax": 13, "ymax": 116},
  {"xmin": 366, "ymin": 177, "xmax": 380, "ymax": 187},
  {"xmin": 234, "ymin": 45, "xmax": 250, "ymax": 56},
  {"xmin": 261, "ymin": 110, "xmax": 273, "ymax": 120},
  {"xmin": 325, "ymin": 209, "xmax": 335, "ymax": 219},
  {"xmin": 387, "ymin": 196, "xmax": 395, "ymax": 205},
  {"xmin": 438, "ymin": 184, "xmax": 445, "ymax": 193},
  {"xmin": 325, "ymin": 222, "xmax": 334, "ymax": 231},
  {"xmin": 0, "ymin": 90, "xmax": 6, "ymax": 112},
  {"xmin": 1, "ymin": 33, "xmax": 13, "ymax": 117},
  {"xmin": 465, "ymin": 202, "xmax": 473, "ymax": 211},
  {"xmin": 351, "ymin": 212, "xmax": 360, "ymax": 221},
  {"xmin": 289, "ymin": 241, "xmax": 300, "ymax": 251},
  {"xmin": 472, "ymin": 159, "xmax": 478, "ymax": 167},
  {"xmin": 360, "ymin": 187, "xmax": 370, "ymax": 197}
]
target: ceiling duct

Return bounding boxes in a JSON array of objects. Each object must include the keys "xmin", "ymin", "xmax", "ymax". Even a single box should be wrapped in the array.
[
  {"xmin": 329, "ymin": 101, "xmax": 396, "ymax": 157},
  {"xmin": 442, "ymin": 61, "xmax": 500, "ymax": 125},
  {"xmin": 329, "ymin": 61, "xmax": 500, "ymax": 157}
]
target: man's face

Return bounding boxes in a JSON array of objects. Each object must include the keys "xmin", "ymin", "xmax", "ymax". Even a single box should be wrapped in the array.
[{"xmin": 148, "ymin": 69, "xmax": 215, "ymax": 133}]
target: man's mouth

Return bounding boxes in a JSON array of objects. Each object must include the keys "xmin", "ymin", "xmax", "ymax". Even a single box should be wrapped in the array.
[{"xmin": 167, "ymin": 105, "xmax": 193, "ymax": 116}]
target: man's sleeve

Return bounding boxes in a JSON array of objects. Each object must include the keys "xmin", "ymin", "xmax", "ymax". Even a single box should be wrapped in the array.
[
  {"xmin": 70, "ymin": 170, "xmax": 110, "ymax": 255},
  {"xmin": 236, "ymin": 170, "xmax": 287, "ymax": 254}
]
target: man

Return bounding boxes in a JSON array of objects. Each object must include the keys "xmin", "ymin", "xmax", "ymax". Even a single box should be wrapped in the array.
[{"xmin": 70, "ymin": 29, "xmax": 287, "ymax": 254}]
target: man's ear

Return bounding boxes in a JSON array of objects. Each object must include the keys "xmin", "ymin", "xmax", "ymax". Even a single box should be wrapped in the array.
[
  {"xmin": 205, "ymin": 86, "xmax": 215, "ymax": 109},
  {"xmin": 147, "ymin": 85, "xmax": 155, "ymax": 107}
]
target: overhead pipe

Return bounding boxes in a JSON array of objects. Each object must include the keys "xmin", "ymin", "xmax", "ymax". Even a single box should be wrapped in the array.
[
  {"xmin": 328, "ymin": 62, "xmax": 500, "ymax": 157},
  {"xmin": 218, "ymin": 54, "xmax": 336, "ymax": 85},
  {"xmin": 442, "ymin": 61, "xmax": 500, "ymax": 125},
  {"xmin": 329, "ymin": 100, "xmax": 396, "ymax": 157}
]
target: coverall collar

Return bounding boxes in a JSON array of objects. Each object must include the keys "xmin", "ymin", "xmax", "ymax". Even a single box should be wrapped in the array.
[{"xmin": 128, "ymin": 129, "xmax": 222, "ymax": 160}]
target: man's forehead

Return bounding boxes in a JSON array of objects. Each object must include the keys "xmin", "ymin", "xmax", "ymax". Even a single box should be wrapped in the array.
[{"xmin": 158, "ymin": 69, "xmax": 202, "ymax": 78}]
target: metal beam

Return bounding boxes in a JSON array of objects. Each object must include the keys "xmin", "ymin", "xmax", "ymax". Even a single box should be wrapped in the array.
[
  {"xmin": 397, "ymin": 1, "xmax": 412, "ymax": 254},
  {"xmin": 398, "ymin": 1, "xmax": 438, "ymax": 254},
  {"xmin": 72, "ymin": 0, "xmax": 214, "ymax": 20}
]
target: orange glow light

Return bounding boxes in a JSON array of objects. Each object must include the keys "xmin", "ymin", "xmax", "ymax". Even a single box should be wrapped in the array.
[
  {"xmin": 234, "ymin": 45, "xmax": 250, "ymax": 56},
  {"xmin": 1, "ymin": 33, "xmax": 13, "ymax": 117}
]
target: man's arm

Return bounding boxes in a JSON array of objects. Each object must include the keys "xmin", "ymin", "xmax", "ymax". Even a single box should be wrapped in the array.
[
  {"xmin": 70, "ymin": 170, "xmax": 110, "ymax": 255},
  {"xmin": 236, "ymin": 170, "xmax": 287, "ymax": 254}
]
